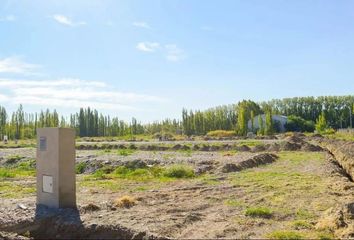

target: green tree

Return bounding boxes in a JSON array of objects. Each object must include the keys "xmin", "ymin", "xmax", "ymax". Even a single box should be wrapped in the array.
[
  {"xmin": 264, "ymin": 110, "xmax": 274, "ymax": 135},
  {"xmin": 250, "ymin": 110, "xmax": 255, "ymax": 132},
  {"xmin": 236, "ymin": 105, "xmax": 247, "ymax": 136},
  {"xmin": 258, "ymin": 115, "xmax": 264, "ymax": 135},
  {"xmin": 315, "ymin": 112, "xmax": 328, "ymax": 133}
]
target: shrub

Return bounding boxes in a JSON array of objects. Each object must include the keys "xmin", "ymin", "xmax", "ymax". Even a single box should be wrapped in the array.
[
  {"xmin": 163, "ymin": 165, "xmax": 195, "ymax": 178},
  {"xmin": 267, "ymin": 230, "xmax": 304, "ymax": 240},
  {"xmin": 114, "ymin": 195, "xmax": 136, "ymax": 208},
  {"xmin": 245, "ymin": 206, "xmax": 272, "ymax": 218},
  {"xmin": 206, "ymin": 130, "xmax": 235, "ymax": 138}
]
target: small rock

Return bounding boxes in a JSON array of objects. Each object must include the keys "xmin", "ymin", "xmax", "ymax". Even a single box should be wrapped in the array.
[{"xmin": 17, "ymin": 204, "xmax": 27, "ymax": 210}]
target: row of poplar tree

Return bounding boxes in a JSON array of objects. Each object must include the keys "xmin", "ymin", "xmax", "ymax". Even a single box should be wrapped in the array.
[{"xmin": 0, "ymin": 95, "xmax": 353, "ymax": 139}]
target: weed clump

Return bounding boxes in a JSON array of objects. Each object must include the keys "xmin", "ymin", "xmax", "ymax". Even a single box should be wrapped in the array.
[
  {"xmin": 292, "ymin": 220, "xmax": 312, "ymax": 230},
  {"xmin": 75, "ymin": 162, "xmax": 87, "ymax": 174},
  {"xmin": 245, "ymin": 206, "xmax": 272, "ymax": 218},
  {"xmin": 114, "ymin": 195, "xmax": 136, "ymax": 208},
  {"xmin": 163, "ymin": 165, "xmax": 195, "ymax": 178},
  {"xmin": 267, "ymin": 230, "xmax": 304, "ymax": 240}
]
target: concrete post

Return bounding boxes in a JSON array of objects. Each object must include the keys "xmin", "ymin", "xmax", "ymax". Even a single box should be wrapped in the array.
[{"xmin": 36, "ymin": 128, "xmax": 76, "ymax": 208}]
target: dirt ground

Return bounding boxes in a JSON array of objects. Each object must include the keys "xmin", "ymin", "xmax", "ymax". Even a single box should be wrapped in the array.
[{"xmin": 1, "ymin": 136, "xmax": 354, "ymax": 239}]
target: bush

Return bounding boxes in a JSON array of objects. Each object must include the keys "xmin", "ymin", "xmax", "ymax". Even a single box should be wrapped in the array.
[
  {"xmin": 245, "ymin": 206, "xmax": 272, "ymax": 218},
  {"xmin": 163, "ymin": 165, "xmax": 195, "ymax": 178},
  {"xmin": 206, "ymin": 130, "xmax": 235, "ymax": 138}
]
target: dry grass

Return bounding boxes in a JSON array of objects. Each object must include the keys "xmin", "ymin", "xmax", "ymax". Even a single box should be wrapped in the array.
[{"xmin": 114, "ymin": 195, "xmax": 137, "ymax": 208}]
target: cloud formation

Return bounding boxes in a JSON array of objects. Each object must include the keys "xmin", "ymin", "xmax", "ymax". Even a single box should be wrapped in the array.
[
  {"xmin": 0, "ymin": 56, "xmax": 41, "ymax": 75},
  {"xmin": 0, "ymin": 78, "xmax": 164, "ymax": 111},
  {"xmin": 136, "ymin": 42, "xmax": 160, "ymax": 52},
  {"xmin": 133, "ymin": 21, "xmax": 150, "ymax": 29},
  {"xmin": 52, "ymin": 14, "xmax": 86, "ymax": 27}
]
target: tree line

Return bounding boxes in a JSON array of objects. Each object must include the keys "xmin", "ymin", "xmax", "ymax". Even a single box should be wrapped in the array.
[{"xmin": 0, "ymin": 95, "xmax": 353, "ymax": 139}]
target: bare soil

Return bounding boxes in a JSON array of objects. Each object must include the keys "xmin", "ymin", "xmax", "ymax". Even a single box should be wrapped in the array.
[{"xmin": 0, "ymin": 136, "xmax": 353, "ymax": 239}]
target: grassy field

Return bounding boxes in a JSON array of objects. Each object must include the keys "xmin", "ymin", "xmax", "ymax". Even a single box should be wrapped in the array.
[{"xmin": 0, "ymin": 149, "xmax": 345, "ymax": 238}]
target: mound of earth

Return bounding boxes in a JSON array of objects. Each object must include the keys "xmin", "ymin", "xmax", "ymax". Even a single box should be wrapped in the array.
[
  {"xmin": 316, "ymin": 202, "xmax": 354, "ymax": 238},
  {"xmin": 221, "ymin": 153, "xmax": 278, "ymax": 173}
]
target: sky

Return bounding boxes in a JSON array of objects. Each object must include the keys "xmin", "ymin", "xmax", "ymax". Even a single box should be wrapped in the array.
[{"xmin": 1, "ymin": 0, "xmax": 354, "ymax": 122}]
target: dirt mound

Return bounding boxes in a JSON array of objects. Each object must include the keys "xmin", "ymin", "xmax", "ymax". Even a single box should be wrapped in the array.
[
  {"xmin": 280, "ymin": 141, "xmax": 302, "ymax": 151},
  {"xmin": 301, "ymin": 142, "xmax": 323, "ymax": 152},
  {"xmin": 316, "ymin": 203, "xmax": 354, "ymax": 238},
  {"xmin": 251, "ymin": 145, "xmax": 267, "ymax": 152},
  {"xmin": 235, "ymin": 145, "xmax": 251, "ymax": 152},
  {"xmin": 221, "ymin": 153, "xmax": 278, "ymax": 173},
  {"xmin": 285, "ymin": 135, "xmax": 305, "ymax": 144},
  {"xmin": 81, "ymin": 204, "xmax": 100, "ymax": 213}
]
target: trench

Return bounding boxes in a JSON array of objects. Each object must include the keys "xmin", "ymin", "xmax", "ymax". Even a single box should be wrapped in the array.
[
  {"xmin": 326, "ymin": 150, "xmax": 354, "ymax": 182},
  {"xmin": 2, "ymin": 219, "xmax": 160, "ymax": 239},
  {"xmin": 1, "ymin": 208, "xmax": 162, "ymax": 240}
]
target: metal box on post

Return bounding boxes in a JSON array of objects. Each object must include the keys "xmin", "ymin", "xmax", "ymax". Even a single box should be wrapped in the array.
[{"xmin": 36, "ymin": 128, "xmax": 76, "ymax": 208}]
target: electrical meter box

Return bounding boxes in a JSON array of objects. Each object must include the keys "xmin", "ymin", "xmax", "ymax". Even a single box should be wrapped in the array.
[{"xmin": 36, "ymin": 128, "xmax": 76, "ymax": 208}]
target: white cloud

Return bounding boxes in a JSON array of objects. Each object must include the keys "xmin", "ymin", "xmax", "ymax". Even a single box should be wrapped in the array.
[
  {"xmin": 133, "ymin": 21, "xmax": 150, "ymax": 29},
  {"xmin": 0, "ymin": 15, "xmax": 16, "ymax": 22},
  {"xmin": 0, "ymin": 56, "xmax": 41, "ymax": 75},
  {"xmin": 165, "ymin": 44, "xmax": 186, "ymax": 62},
  {"xmin": 0, "ymin": 78, "xmax": 164, "ymax": 111},
  {"xmin": 136, "ymin": 42, "xmax": 160, "ymax": 52},
  {"xmin": 52, "ymin": 14, "xmax": 86, "ymax": 27}
]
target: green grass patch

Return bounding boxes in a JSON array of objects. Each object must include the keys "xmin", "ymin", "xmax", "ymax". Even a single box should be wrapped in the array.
[
  {"xmin": 225, "ymin": 199, "xmax": 244, "ymax": 207},
  {"xmin": 0, "ymin": 181, "xmax": 35, "ymax": 198},
  {"xmin": 0, "ymin": 166, "xmax": 35, "ymax": 178},
  {"xmin": 117, "ymin": 149, "xmax": 135, "ymax": 156},
  {"xmin": 267, "ymin": 230, "xmax": 304, "ymax": 240},
  {"xmin": 0, "ymin": 168, "xmax": 15, "ymax": 178},
  {"xmin": 245, "ymin": 206, "xmax": 272, "ymax": 218},
  {"xmin": 291, "ymin": 220, "xmax": 313, "ymax": 230}
]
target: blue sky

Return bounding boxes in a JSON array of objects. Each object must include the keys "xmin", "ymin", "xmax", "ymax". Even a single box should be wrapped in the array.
[{"xmin": 1, "ymin": 0, "xmax": 354, "ymax": 122}]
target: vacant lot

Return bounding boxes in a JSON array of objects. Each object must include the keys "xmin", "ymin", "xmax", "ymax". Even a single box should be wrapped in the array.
[{"xmin": 0, "ymin": 136, "xmax": 353, "ymax": 239}]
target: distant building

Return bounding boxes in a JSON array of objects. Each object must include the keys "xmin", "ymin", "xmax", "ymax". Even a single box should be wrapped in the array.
[{"xmin": 247, "ymin": 114, "xmax": 288, "ymax": 133}]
